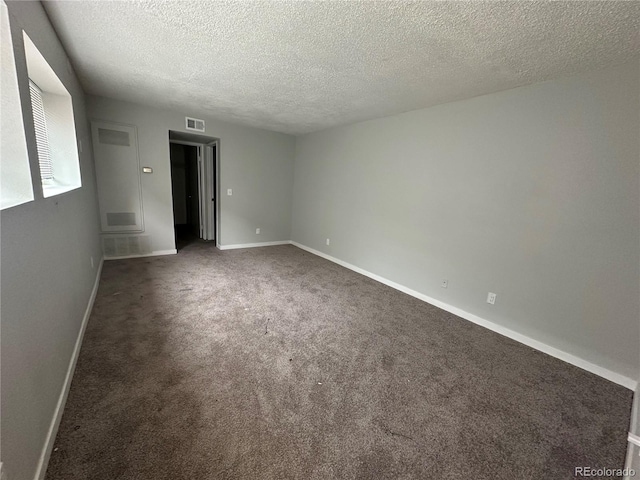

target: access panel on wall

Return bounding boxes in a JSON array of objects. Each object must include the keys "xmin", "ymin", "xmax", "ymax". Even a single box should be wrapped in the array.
[{"xmin": 91, "ymin": 121, "xmax": 144, "ymax": 232}]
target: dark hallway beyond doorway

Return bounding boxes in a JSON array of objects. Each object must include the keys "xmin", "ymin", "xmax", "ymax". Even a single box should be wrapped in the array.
[{"xmin": 170, "ymin": 143, "xmax": 199, "ymax": 250}]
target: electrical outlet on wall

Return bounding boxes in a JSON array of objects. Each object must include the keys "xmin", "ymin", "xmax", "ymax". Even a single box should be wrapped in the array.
[
  {"xmin": 487, "ymin": 292, "xmax": 497, "ymax": 305},
  {"xmin": 441, "ymin": 279, "xmax": 448, "ymax": 288},
  {"xmin": 256, "ymin": 228, "xmax": 260, "ymax": 235},
  {"xmin": 326, "ymin": 238, "xmax": 330, "ymax": 246}
]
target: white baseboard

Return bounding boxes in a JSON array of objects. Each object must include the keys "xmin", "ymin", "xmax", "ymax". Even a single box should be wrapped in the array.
[
  {"xmin": 218, "ymin": 240, "xmax": 291, "ymax": 250},
  {"xmin": 290, "ymin": 241, "xmax": 637, "ymax": 391},
  {"xmin": 33, "ymin": 257, "xmax": 104, "ymax": 480},
  {"xmin": 104, "ymin": 249, "xmax": 177, "ymax": 260}
]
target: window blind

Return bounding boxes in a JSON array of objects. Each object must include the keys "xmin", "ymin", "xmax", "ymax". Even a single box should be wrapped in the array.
[{"xmin": 29, "ymin": 80, "xmax": 53, "ymax": 180}]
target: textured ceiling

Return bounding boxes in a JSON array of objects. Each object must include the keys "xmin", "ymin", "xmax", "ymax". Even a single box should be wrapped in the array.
[{"xmin": 43, "ymin": 1, "xmax": 640, "ymax": 135}]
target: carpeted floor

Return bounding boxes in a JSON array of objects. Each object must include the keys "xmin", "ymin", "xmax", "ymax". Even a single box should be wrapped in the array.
[{"xmin": 45, "ymin": 242, "xmax": 632, "ymax": 480}]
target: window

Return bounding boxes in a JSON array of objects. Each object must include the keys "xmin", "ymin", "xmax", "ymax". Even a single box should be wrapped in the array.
[
  {"xmin": 0, "ymin": 0, "xmax": 33, "ymax": 210},
  {"xmin": 29, "ymin": 80, "xmax": 54, "ymax": 182},
  {"xmin": 24, "ymin": 31, "xmax": 81, "ymax": 197}
]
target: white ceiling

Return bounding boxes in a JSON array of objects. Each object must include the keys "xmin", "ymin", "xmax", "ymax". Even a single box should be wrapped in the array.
[{"xmin": 43, "ymin": 1, "xmax": 639, "ymax": 135}]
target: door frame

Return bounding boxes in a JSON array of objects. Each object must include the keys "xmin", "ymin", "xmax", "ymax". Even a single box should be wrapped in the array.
[
  {"xmin": 168, "ymin": 131, "xmax": 220, "ymax": 247},
  {"xmin": 206, "ymin": 140, "xmax": 219, "ymax": 247},
  {"xmin": 169, "ymin": 140, "xmax": 215, "ymax": 241}
]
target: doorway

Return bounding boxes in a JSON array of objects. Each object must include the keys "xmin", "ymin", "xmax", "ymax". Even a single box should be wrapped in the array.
[
  {"xmin": 168, "ymin": 133, "xmax": 218, "ymax": 251},
  {"xmin": 169, "ymin": 143, "xmax": 200, "ymax": 249}
]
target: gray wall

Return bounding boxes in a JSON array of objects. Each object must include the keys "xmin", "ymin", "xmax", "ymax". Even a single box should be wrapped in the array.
[
  {"xmin": 292, "ymin": 62, "xmax": 640, "ymax": 383},
  {"xmin": 86, "ymin": 96, "xmax": 296, "ymax": 250},
  {"xmin": 1, "ymin": 2, "xmax": 102, "ymax": 480}
]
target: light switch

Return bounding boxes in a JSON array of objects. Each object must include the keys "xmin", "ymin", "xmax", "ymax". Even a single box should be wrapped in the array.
[{"xmin": 227, "ymin": 189, "xmax": 233, "ymax": 196}]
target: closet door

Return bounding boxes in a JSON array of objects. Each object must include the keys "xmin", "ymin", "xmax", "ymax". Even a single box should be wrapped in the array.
[{"xmin": 91, "ymin": 121, "xmax": 144, "ymax": 232}]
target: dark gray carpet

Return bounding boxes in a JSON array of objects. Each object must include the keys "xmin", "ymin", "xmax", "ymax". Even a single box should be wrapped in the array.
[{"xmin": 45, "ymin": 243, "xmax": 632, "ymax": 480}]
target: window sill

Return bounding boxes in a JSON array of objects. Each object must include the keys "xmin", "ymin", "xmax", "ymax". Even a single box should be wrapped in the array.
[
  {"xmin": 42, "ymin": 183, "xmax": 80, "ymax": 198},
  {"xmin": 1, "ymin": 196, "xmax": 34, "ymax": 211}
]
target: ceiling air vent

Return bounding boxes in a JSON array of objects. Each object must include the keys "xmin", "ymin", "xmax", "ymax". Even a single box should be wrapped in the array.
[{"xmin": 185, "ymin": 117, "xmax": 205, "ymax": 132}]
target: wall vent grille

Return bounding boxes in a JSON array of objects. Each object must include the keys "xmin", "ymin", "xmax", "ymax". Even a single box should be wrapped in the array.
[
  {"xmin": 102, "ymin": 235, "xmax": 151, "ymax": 258},
  {"xmin": 106, "ymin": 212, "xmax": 136, "ymax": 226},
  {"xmin": 98, "ymin": 128, "xmax": 130, "ymax": 146},
  {"xmin": 185, "ymin": 117, "xmax": 205, "ymax": 132}
]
